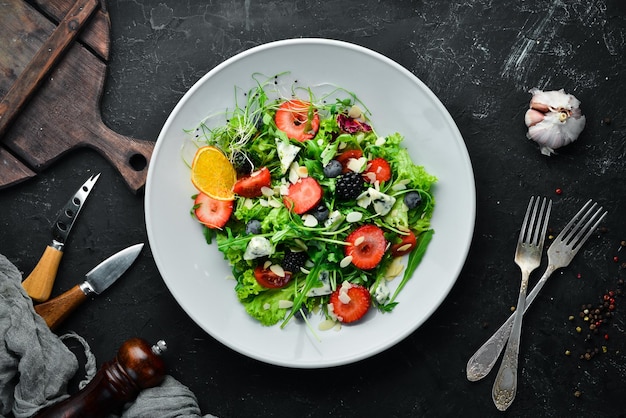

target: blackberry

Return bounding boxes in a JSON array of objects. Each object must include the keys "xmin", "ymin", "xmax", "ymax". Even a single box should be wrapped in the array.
[
  {"xmin": 232, "ymin": 151, "xmax": 253, "ymax": 176},
  {"xmin": 282, "ymin": 250, "xmax": 308, "ymax": 273},
  {"xmin": 336, "ymin": 172, "xmax": 364, "ymax": 200}
]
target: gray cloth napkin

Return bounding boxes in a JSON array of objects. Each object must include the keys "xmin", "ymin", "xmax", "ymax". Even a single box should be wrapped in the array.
[{"xmin": 0, "ymin": 254, "xmax": 215, "ymax": 418}]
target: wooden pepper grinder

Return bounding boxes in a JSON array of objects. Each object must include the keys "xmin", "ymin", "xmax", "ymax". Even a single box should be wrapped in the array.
[{"xmin": 36, "ymin": 338, "xmax": 167, "ymax": 418}]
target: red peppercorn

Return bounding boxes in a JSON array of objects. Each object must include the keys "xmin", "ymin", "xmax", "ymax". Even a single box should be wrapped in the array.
[
  {"xmin": 555, "ymin": 188, "xmax": 562, "ymax": 195},
  {"xmin": 614, "ymin": 256, "xmax": 619, "ymax": 263},
  {"xmin": 577, "ymin": 273, "xmax": 582, "ymax": 279},
  {"xmin": 604, "ymin": 334, "xmax": 609, "ymax": 340}
]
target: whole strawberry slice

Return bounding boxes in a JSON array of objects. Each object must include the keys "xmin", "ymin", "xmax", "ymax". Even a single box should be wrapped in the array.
[
  {"xmin": 329, "ymin": 282, "xmax": 371, "ymax": 323},
  {"xmin": 233, "ymin": 167, "xmax": 271, "ymax": 198},
  {"xmin": 363, "ymin": 157, "xmax": 391, "ymax": 183},
  {"xmin": 283, "ymin": 177, "xmax": 323, "ymax": 214},
  {"xmin": 275, "ymin": 99, "xmax": 320, "ymax": 142},
  {"xmin": 344, "ymin": 224, "xmax": 386, "ymax": 270},
  {"xmin": 193, "ymin": 192, "xmax": 233, "ymax": 228}
]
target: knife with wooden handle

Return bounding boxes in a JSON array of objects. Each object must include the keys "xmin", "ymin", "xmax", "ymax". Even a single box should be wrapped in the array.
[
  {"xmin": 34, "ymin": 243, "xmax": 143, "ymax": 330},
  {"xmin": 22, "ymin": 173, "xmax": 100, "ymax": 302}
]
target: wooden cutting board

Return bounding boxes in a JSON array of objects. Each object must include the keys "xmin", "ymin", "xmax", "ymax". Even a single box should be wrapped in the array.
[{"xmin": 0, "ymin": 0, "xmax": 154, "ymax": 193}]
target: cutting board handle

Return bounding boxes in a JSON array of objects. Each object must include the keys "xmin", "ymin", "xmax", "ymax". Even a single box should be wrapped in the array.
[{"xmin": 91, "ymin": 121, "xmax": 154, "ymax": 193}]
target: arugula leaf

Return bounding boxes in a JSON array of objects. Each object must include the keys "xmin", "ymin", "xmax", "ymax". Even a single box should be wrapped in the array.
[{"xmin": 388, "ymin": 229, "xmax": 434, "ymax": 305}]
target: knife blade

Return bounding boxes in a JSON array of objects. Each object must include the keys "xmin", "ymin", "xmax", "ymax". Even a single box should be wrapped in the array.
[
  {"xmin": 34, "ymin": 243, "xmax": 143, "ymax": 330},
  {"xmin": 22, "ymin": 172, "xmax": 100, "ymax": 302}
]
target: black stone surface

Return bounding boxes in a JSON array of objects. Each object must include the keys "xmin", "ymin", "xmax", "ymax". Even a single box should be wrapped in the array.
[{"xmin": 2, "ymin": 1, "xmax": 626, "ymax": 416}]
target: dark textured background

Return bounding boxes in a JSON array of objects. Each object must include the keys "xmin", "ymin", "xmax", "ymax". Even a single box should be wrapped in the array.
[{"xmin": 2, "ymin": 0, "xmax": 626, "ymax": 416}]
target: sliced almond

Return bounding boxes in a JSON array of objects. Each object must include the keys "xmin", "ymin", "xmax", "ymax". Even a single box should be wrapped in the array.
[
  {"xmin": 338, "ymin": 291, "xmax": 351, "ymax": 304},
  {"xmin": 385, "ymin": 258, "xmax": 405, "ymax": 279},
  {"xmin": 278, "ymin": 300, "xmax": 293, "ymax": 309},
  {"xmin": 339, "ymin": 255, "xmax": 353, "ymax": 268},
  {"xmin": 396, "ymin": 243, "xmax": 413, "ymax": 253},
  {"xmin": 318, "ymin": 319, "xmax": 337, "ymax": 331},
  {"xmin": 296, "ymin": 165, "xmax": 309, "ymax": 178},
  {"xmin": 302, "ymin": 214, "xmax": 319, "ymax": 227},
  {"xmin": 348, "ymin": 105, "xmax": 363, "ymax": 119},
  {"xmin": 346, "ymin": 211, "xmax": 363, "ymax": 223},
  {"xmin": 270, "ymin": 264, "xmax": 285, "ymax": 277}
]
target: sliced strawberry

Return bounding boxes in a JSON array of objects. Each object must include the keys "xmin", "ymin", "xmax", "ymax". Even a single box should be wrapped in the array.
[
  {"xmin": 329, "ymin": 282, "xmax": 371, "ymax": 323},
  {"xmin": 253, "ymin": 265, "xmax": 292, "ymax": 289},
  {"xmin": 363, "ymin": 157, "xmax": 392, "ymax": 183},
  {"xmin": 390, "ymin": 230, "xmax": 417, "ymax": 257},
  {"xmin": 275, "ymin": 100, "xmax": 320, "ymax": 142},
  {"xmin": 233, "ymin": 167, "xmax": 271, "ymax": 198},
  {"xmin": 194, "ymin": 192, "xmax": 233, "ymax": 228},
  {"xmin": 344, "ymin": 224, "xmax": 386, "ymax": 270},
  {"xmin": 283, "ymin": 177, "xmax": 323, "ymax": 214},
  {"xmin": 335, "ymin": 149, "xmax": 363, "ymax": 173}
]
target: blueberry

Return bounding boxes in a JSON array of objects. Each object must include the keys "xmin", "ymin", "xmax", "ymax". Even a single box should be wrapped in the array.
[
  {"xmin": 323, "ymin": 160, "xmax": 343, "ymax": 178},
  {"xmin": 309, "ymin": 204, "xmax": 330, "ymax": 223},
  {"xmin": 404, "ymin": 191, "xmax": 422, "ymax": 209},
  {"xmin": 294, "ymin": 304, "xmax": 310, "ymax": 321},
  {"xmin": 245, "ymin": 219, "xmax": 262, "ymax": 235}
]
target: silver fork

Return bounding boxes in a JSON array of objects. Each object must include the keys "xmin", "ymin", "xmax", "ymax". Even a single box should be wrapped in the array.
[
  {"xmin": 467, "ymin": 199, "xmax": 608, "ymax": 383},
  {"xmin": 492, "ymin": 196, "xmax": 551, "ymax": 411}
]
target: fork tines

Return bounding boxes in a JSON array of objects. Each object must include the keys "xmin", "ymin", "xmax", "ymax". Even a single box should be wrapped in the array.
[
  {"xmin": 554, "ymin": 199, "xmax": 608, "ymax": 250},
  {"xmin": 520, "ymin": 196, "xmax": 551, "ymax": 247}
]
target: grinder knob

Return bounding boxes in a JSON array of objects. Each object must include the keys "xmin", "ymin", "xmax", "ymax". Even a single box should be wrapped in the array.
[{"xmin": 36, "ymin": 338, "xmax": 167, "ymax": 418}]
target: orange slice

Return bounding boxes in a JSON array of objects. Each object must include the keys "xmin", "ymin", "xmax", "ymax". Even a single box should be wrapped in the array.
[{"xmin": 191, "ymin": 146, "xmax": 237, "ymax": 201}]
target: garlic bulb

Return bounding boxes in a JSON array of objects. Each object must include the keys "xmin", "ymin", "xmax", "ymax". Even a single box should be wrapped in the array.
[{"xmin": 524, "ymin": 88, "xmax": 586, "ymax": 156}]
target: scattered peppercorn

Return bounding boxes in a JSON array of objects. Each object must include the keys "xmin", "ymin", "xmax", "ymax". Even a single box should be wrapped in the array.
[
  {"xmin": 567, "ymin": 240, "xmax": 624, "ymax": 362},
  {"xmin": 574, "ymin": 390, "xmax": 582, "ymax": 398},
  {"xmin": 555, "ymin": 188, "xmax": 563, "ymax": 195}
]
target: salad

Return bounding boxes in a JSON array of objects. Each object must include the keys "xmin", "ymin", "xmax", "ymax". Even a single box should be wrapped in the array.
[{"xmin": 186, "ymin": 73, "xmax": 436, "ymax": 330}]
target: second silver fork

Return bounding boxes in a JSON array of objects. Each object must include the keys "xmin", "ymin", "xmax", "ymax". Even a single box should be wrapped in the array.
[
  {"xmin": 467, "ymin": 199, "xmax": 608, "ymax": 384},
  {"xmin": 492, "ymin": 196, "xmax": 551, "ymax": 411}
]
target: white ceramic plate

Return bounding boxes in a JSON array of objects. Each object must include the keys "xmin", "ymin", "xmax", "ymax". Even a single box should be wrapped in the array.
[{"xmin": 145, "ymin": 39, "xmax": 475, "ymax": 368}]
